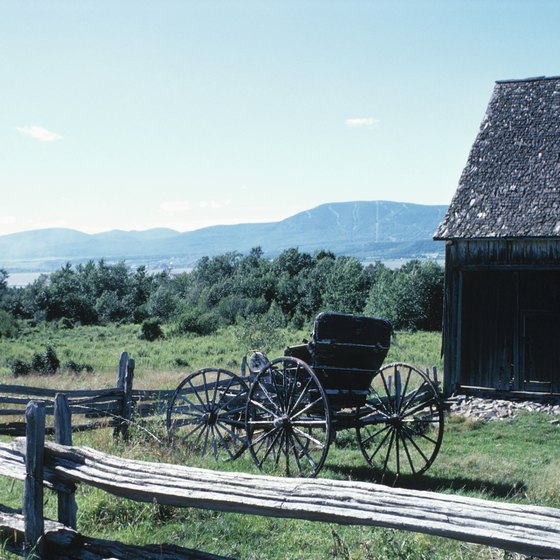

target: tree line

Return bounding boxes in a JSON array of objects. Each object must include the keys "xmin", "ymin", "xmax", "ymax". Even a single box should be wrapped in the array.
[{"xmin": 0, "ymin": 248, "xmax": 443, "ymax": 338}]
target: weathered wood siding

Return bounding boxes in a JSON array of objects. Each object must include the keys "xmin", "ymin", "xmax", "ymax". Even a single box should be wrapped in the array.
[{"xmin": 443, "ymin": 239, "xmax": 560, "ymax": 396}]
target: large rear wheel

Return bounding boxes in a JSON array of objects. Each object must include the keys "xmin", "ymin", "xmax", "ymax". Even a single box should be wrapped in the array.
[
  {"xmin": 356, "ymin": 362, "xmax": 444, "ymax": 481},
  {"xmin": 246, "ymin": 357, "xmax": 331, "ymax": 477}
]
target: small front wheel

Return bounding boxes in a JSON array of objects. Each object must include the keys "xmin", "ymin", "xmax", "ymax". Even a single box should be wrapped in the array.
[
  {"xmin": 167, "ymin": 368, "xmax": 248, "ymax": 461},
  {"xmin": 356, "ymin": 362, "xmax": 444, "ymax": 481}
]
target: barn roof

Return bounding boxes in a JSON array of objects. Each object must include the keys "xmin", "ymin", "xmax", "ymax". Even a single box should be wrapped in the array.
[{"xmin": 434, "ymin": 76, "xmax": 560, "ymax": 240}]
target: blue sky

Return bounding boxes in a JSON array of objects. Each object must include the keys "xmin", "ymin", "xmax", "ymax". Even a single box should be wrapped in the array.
[{"xmin": 1, "ymin": 0, "xmax": 559, "ymax": 235}]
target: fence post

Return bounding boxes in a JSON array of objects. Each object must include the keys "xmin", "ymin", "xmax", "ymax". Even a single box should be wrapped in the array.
[
  {"xmin": 121, "ymin": 358, "xmax": 135, "ymax": 440},
  {"xmin": 23, "ymin": 400, "xmax": 45, "ymax": 559},
  {"xmin": 114, "ymin": 352, "xmax": 129, "ymax": 439},
  {"xmin": 54, "ymin": 393, "xmax": 77, "ymax": 529}
]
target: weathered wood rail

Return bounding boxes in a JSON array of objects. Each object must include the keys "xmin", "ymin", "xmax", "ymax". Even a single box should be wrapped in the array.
[{"xmin": 1, "ymin": 399, "xmax": 560, "ymax": 559}]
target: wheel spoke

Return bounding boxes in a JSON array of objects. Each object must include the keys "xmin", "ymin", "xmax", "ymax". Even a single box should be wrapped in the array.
[
  {"xmin": 216, "ymin": 420, "xmax": 247, "ymax": 447},
  {"xmin": 381, "ymin": 429, "xmax": 396, "ymax": 475},
  {"xmin": 292, "ymin": 426, "xmax": 326, "ymax": 448},
  {"xmin": 290, "ymin": 396, "xmax": 324, "ymax": 420},
  {"xmin": 401, "ymin": 396, "xmax": 438, "ymax": 418},
  {"xmin": 248, "ymin": 398, "xmax": 280, "ymax": 420},
  {"xmin": 210, "ymin": 369, "xmax": 221, "ymax": 408},
  {"xmin": 288, "ymin": 374, "xmax": 314, "ymax": 415},
  {"xmin": 361, "ymin": 424, "xmax": 391, "ymax": 447},
  {"xmin": 397, "ymin": 367, "xmax": 412, "ymax": 414},
  {"xmin": 180, "ymin": 420, "xmax": 205, "ymax": 443},
  {"xmin": 379, "ymin": 372, "xmax": 396, "ymax": 414},
  {"xmin": 366, "ymin": 425, "xmax": 393, "ymax": 465},
  {"xmin": 400, "ymin": 425, "xmax": 431, "ymax": 464},
  {"xmin": 400, "ymin": 434, "xmax": 416, "ymax": 474},
  {"xmin": 291, "ymin": 430, "xmax": 319, "ymax": 470},
  {"xmin": 212, "ymin": 424, "xmax": 237, "ymax": 459}
]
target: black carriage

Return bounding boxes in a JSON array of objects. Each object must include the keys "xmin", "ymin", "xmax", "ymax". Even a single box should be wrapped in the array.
[{"xmin": 166, "ymin": 312, "xmax": 444, "ymax": 479}]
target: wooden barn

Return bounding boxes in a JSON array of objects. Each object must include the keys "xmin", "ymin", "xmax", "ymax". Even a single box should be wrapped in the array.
[{"xmin": 434, "ymin": 76, "xmax": 560, "ymax": 398}]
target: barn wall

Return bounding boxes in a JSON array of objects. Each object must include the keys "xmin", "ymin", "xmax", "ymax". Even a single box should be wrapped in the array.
[{"xmin": 442, "ymin": 239, "xmax": 560, "ymax": 396}]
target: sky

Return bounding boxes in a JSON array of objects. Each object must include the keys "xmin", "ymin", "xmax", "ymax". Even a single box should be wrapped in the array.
[{"xmin": 1, "ymin": 0, "xmax": 560, "ymax": 236}]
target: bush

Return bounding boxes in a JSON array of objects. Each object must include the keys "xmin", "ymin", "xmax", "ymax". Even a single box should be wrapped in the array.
[
  {"xmin": 140, "ymin": 318, "xmax": 164, "ymax": 341},
  {"xmin": 8, "ymin": 358, "xmax": 30, "ymax": 377},
  {"xmin": 173, "ymin": 357, "xmax": 190, "ymax": 368},
  {"xmin": 234, "ymin": 307, "xmax": 286, "ymax": 353},
  {"xmin": 0, "ymin": 309, "xmax": 20, "ymax": 338},
  {"xmin": 174, "ymin": 306, "xmax": 218, "ymax": 336},
  {"xmin": 61, "ymin": 360, "xmax": 94, "ymax": 374},
  {"xmin": 31, "ymin": 344, "xmax": 60, "ymax": 375}
]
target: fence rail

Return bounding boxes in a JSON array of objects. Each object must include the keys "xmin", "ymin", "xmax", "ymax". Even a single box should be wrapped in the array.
[{"xmin": 1, "ymin": 398, "xmax": 560, "ymax": 559}]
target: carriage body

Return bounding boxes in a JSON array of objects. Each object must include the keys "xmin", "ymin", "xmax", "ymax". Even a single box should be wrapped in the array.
[
  {"xmin": 167, "ymin": 312, "xmax": 444, "ymax": 479},
  {"xmin": 284, "ymin": 312, "xmax": 392, "ymax": 410}
]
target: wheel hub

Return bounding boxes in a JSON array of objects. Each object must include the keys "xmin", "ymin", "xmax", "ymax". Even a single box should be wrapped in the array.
[
  {"xmin": 205, "ymin": 410, "xmax": 218, "ymax": 425},
  {"xmin": 274, "ymin": 415, "xmax": 292, "ymax": 431}
]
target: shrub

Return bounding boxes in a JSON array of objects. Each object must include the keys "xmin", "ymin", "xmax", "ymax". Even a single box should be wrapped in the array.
[
  {"xmin": 234, "ymin": 308, "xmax": 286, "ymax": 353},
  {"xmin": 173, "ymin": 357, "xmax": 190, "ymax": 368},
  {"xmin": 31, "ymin": 344, "xmax": 60, "ymax": 375},
  {"xmin": 140, "ymin": 318, "xmax": 164, "ymax": 341},
  {"xmin": 0, "ymin": 309, "xmax": 20, "ymax": 338},
  {"xmin": 174, "ymin": 306, "xmax": 218, "ymax": 336},
  {"xmin": 8, "ymin": 358, "xmax": 30, "ymax": 377},
  {"xmin": 61, "ymin": 360, "xmax": 94, "ymax": 374}
]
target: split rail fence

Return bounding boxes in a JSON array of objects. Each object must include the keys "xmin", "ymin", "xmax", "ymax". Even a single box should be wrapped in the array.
[
  {"xmin": 0, "ymin": 352, "xmax": 174, "ymax": 439},
  {"xmin": 0, "ymin": 397, "xmax": 559, "ymax": 559}
]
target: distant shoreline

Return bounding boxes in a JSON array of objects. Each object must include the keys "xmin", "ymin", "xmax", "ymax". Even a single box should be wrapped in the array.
[{"xmin": 5, "ymin": 258, "xmax": 444, "ymax": 288}]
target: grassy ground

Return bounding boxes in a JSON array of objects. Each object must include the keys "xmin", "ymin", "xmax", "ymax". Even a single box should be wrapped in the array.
[{"xmin": 1, "ymin": 324, "xmax": 558, "ymax": 560}]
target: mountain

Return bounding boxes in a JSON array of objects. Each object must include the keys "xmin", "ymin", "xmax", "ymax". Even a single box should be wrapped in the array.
[{"xmin": 0, "ymin": 201, "xmax": 447, "ymax": 272}]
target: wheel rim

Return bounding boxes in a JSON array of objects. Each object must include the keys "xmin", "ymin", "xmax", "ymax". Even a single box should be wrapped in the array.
[
  {"xmin": 356, "ymin": 362, "xmax": 444, "ymax": 480},
  {"xmin": 246, "ymin": 357, "xmax": 331, "ymax": 477},
  {"xmin": 167, "ymin": 368, "xmax": 248, "ymax": 461}
]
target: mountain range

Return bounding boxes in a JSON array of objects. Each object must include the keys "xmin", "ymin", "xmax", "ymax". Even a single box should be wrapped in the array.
[{"xmin": 0, "ymin": 201, "xmax": 447, "ymax": 272}]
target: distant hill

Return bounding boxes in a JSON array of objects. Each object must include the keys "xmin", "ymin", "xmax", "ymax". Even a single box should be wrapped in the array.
[{"xmin": 0, "ymin": 201, "xmax": 447, "ymax": 272}]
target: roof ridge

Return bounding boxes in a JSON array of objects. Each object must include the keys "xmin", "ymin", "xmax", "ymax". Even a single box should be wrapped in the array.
[{"xmin": 496, "ymin": 75, "xmax": 560, "ymax": 84}]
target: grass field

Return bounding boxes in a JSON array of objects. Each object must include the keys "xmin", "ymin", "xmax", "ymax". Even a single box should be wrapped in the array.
[{"xmin": 1, "ymin": 324, "xmax": 558, "ymax": 559}]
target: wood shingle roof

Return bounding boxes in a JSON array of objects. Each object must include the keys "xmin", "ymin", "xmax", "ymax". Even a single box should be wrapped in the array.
[{"xmin": 434, "ymin": 76, "xmax": 560, "ymax": 240}]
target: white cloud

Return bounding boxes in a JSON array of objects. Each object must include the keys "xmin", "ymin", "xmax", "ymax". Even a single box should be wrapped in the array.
[
  {"xmin": 160, "ymin": 200, "xmax": 191, "ymax": 213},
  {"xmin": 16, "ymin": 125, "xmax": 62, "ymax": 142},
  {"xmin": 345, "ymin": 117, "xmax": 379, "ymax": 129},
  {"xmin": 199, "ymin": 199, "xmax": 231, "ymax": 209}
]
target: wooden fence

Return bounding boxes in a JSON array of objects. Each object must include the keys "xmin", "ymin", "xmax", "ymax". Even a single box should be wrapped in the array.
[
  {"xmin": 1, "ymin": 398, "xmax": 560, "ymax": 559},
  {"xmin": 0, "ymin": 352, "xmax": 174, "ymax": 439}
]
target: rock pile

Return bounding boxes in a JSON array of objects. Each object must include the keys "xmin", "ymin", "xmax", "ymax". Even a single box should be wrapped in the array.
[{"xmin": 447, "ymin": 394, "xmax": 560, "ymax": 422}]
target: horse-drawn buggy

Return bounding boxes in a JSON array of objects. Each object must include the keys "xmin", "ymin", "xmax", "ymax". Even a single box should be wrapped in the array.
[{"xmin": 166, "ymin": 312, "xmax": 444, "ymax": 479}]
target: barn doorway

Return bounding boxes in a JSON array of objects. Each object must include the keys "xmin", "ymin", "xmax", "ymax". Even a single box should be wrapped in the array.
[
  {"xmin": 460, "ymin": 269, "xmax": 560, "ymax": 394},
  {"xmin": 521, "ymin": 310, "xmax": 560, "ymax": 392}
]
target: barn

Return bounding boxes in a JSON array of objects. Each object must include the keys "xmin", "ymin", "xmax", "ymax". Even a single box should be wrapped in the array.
[{"xmin": 434, "ymin": 76, "xmax": 560, "ymax": 398}]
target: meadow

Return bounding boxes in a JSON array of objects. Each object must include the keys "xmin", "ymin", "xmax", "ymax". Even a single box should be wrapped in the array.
[{"xmin": 1, "ymin": 324, "xmax": 559, "ymax": 559}]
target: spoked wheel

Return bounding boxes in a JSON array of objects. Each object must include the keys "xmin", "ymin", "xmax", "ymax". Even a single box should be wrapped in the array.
[
  {"xmin": 356, "ymin": 362, "xmax": 444, "ymax": 481},
  {"xmin": 167, "ymin": 368, "xmax": 249, "ymax": 461},
  {"xmin": 245, "ymin": 357, "xmax": 331, "ymax": 478}
]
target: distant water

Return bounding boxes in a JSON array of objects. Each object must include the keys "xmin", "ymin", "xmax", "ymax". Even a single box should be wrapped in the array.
[
  {"xmin": 6, "ymin": 268, "xmax": 194, "ymax": 287},
  {"xmin": 7, "ymin": 272, "xmax": 44, "ymax": 287},
  {"xmin": 6, "ymin": 261, "xmax": 443, "ymax": 288}
]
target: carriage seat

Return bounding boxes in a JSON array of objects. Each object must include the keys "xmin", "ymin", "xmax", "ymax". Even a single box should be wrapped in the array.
[{"xmin": 285, "ymin": 312, "xmax": 392, "ymax": 408}]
